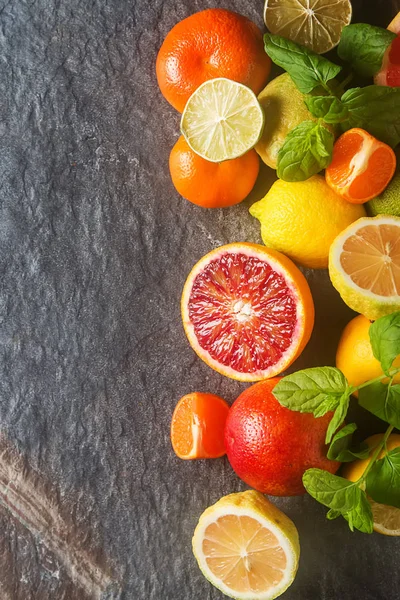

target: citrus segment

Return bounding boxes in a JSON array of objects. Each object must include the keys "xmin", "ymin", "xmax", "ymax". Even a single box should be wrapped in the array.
[
  {"xmin": 329, "ymin": 216, "xmax": 400, "ymax": 320},
  {"xmin": 325, "ymin": 129, "xmax": 397, "ymax": 204},
  {"xmin": 192, "ymin": 490, "xmax": 300, "ymax": 599},
  {"xmin": 169, "ymin": 136, "xmax": 259, "ymax": 208},
  {"xmin": 170, "ymin": 392, "xmax": 229, "ymax": 459},
  {"xmin": 180, "ymin": 78, "xmax": 264, "ymax": 163},
  {"xmin": 156, "ymin": 9, "xmax": 271, "ymax": 112},
  {"xmin": 263, "ymin": 0, "xmax": 352, "ymax": 54},
  {"xmin": 181, "ymin": 243, "xmax": 314, "ymax": 381}
]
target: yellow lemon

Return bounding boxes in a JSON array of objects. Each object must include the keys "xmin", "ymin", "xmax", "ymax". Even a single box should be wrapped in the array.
[
  {"xmin": 250, "ymin": 175, "xmax": 366, "ymax": 269},
  {"xmin": 192, "ymin": 490, "xmax": 300, "ymax": 599},
  {"xmin": 336, "ymin": 314, "xmax": 400, "ymax": 389}
]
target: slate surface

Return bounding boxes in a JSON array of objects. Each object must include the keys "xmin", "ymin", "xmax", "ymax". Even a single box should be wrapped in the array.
[{"xmin": 1, "ymin": 0, "xmax": 400, "ymax": 599}]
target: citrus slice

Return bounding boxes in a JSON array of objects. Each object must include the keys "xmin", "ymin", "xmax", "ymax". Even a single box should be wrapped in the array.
[
  {"xmin": 375, "ymin": 32, "xmax": 400, "ymax": 87},
  {"xmin": 181, "ymin": 243, "xmax": 315, "ymax": 382},
  {"xmin": 329, "ymin": 216, "xmax": 400, "ymax": 320},
  {"xmin": 343, "ymin": 433, "xmax": 400, "ymax": 536},
  {"xmin": 192, "ymin": 490, "xmax": 300, "ymax": 600},
  {"xmin": 180, "ymin": 78, "xmax": 264, "ymax": 162},
  {"xmin": 264, "ymin": 0, "xmax": 352, "ymax": 54},
  {"xmin": 325, "ymin": 128, "xmax": 397, "ymax": 204},
  {"xmin": 170, "ymin": 392, "xmax": 230, "ymax": 460},
  {"xmin": 388, "ymin": 11, "xmax": 400, "ymax": 34}
]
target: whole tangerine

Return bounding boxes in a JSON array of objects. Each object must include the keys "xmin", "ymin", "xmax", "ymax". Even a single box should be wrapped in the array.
[
  {"xmin": 169, "ymin": 136, "xmax": 259, "ymax": 208},
  {"xmin": 156, "ymin": 8, "xmax": 271, "ymax": 112},
  {"xmin": 224, "ymin": 378, "xmax": 340, "ymax": 496}
]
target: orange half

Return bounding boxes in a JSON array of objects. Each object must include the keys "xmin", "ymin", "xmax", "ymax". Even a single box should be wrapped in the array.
[
  {"xmin": 325, "ymin": 128, "xmax": 396, "ymax": 204},
  {"xmin": 181, "ymin": 243, "xmax": 315, "ymax": 382}
]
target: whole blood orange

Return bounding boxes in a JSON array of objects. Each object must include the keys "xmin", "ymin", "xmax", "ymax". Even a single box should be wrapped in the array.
[
  {"xmin": 181, "ymin": 243, "xmax": 315, "ymax": 382},
  {"xmin": 171, "ymin": 392, "xmax": 230, "ymax": 459},
  {"xmin": 169, "ymin": 136, "xmax": 259, "ymax": 208},
  {"xmin": 224, "ymin": 379, "xmax": 340, "ymax": 496},
  {"xmin": 156, "ymin": 9, "xmax": 271, "ymax": 112}
]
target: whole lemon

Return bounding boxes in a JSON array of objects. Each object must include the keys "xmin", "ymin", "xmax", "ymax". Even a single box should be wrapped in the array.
[
  {"xmin": 336, "ymin": 314, "xmax": 400, "ymax": 388},
  {"xmin": 249, "ymin": 175, "xmax": 366, "ymax": 269},
  {"xmin": 255, "ymin": 73, "xmax": 318, "ymax": 169}
]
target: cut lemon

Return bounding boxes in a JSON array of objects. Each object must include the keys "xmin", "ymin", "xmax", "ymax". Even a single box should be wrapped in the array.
[
  {"xmin": 343, "ymin": 434, "xmax": 400, "ymax": 536},
  {"xmin": 329, "ymin": 216, "xmax": 400, "ymax": 320},
  {"xmin": 264, "ymin": 0, "xmax": 352, "ymax": 54},
  {"xmin": 180, "ymin": 78, "xmax": 264, "ymax": 163},
  {"xmin": 192, "ymin": 490, "xmax": 300, "ymax": 600}
]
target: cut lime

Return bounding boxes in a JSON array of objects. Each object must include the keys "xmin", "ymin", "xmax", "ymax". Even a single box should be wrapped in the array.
[
  {"xmin": 264, "ymin": 0, "xmax": 352, "ymax": 55},
  {"xmin": 180, "ymin": 78, "xmax": 264, "ymax": 163}
]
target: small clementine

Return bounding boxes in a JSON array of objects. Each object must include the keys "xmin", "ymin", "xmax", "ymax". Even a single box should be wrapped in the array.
[
  {"xmin": 169, "ymin": 136, "xmax": 259, "ymax": 208},
  {"xmin": 156, "ymin": 8, "xmax": 271, "ymax": 112}
]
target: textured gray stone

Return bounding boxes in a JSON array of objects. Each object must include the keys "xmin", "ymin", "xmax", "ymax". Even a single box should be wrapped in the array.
[{"xmin": 0, "ymin": 0, "xmax": 400, "ymax": 598}]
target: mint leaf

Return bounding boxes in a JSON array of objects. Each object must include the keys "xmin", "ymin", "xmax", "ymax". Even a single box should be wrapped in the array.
[
  {"xmin": 369, "ymin": 312, "xmax": 400, "ymax": 374},
  {"xmin": 325, "ymin": 393, "xmax": 350, "ymax": 444},
  {"xmin": 327, "ymin": 509, "xmax": 341, "ymax": 520},
  {"xmin": 358, "ymin": 382, "xmax": 400, "ymax": 429},
  {"xmin": 338, "ymin": 24, "xmax": 396, "ymax": 78},
  {"xmin": 303, "ymin": 469, "xmax": 373, "ymax": 534},
  {"xmin": 263, "ymin": 34, "xmax": 341, "ymax": 94},
  {"xmin": 341, "ymin": 86, "xmax": 400, "ymax": 148},
  {"xmin": 366, "ymin": 448, "xmax": 400, "ymax": 509},
  {"xmin": 327, "ymin": 423, "xmax": 371, "ymax": 462},
  {"xmin": 273, "ymin": 367, "xmax": 347, "ymax": 416},
  {"xmin": 277, "ymin": 120, "xmax": 334, "ymax": 182},
  {"xmin": 304, "ymin": 96, "xmax": 348, "ymax": 124}
]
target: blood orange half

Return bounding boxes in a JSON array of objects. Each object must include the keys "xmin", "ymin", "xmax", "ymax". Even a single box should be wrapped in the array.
[
  {"xmin": 375, "ymin": 32, "xmax": 400, "ymax": 87},
  {"xmin": 181, "ymin": 243, "xmax": 315, "ymax": 382}
]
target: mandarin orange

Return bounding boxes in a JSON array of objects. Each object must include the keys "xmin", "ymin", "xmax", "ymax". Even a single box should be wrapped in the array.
[
  {"xmin": 156, "ymin": 9, "xmax": 271, "ymax": 112},
  {"xmin": 169, "ymin": 136, "xmax": 259, "ymax": 208}
]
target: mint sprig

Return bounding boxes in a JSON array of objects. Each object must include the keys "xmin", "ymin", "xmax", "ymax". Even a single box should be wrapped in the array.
[
  {"xmin": 263, "ymin": 30, "xmax": 400, "ymax": 182},
  {"xmin": 273, "ymin": 311, "xmax": 400, "ymax": 534}
]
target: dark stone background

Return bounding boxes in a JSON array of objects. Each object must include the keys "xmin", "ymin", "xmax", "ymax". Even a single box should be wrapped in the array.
[{"xmin": 0, "ymin": 0, "xmax": 400, "ymax": 598}]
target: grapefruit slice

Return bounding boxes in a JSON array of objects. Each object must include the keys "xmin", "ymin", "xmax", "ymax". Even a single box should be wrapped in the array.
[
  {"xmin": 170, "ymin": 392, "xmax": 230, "ymax": 460},
  {"xmin": 181, "ymin": 243, "xmax": 315, "ymax": 382},
  {"xmin": 329, "ymin": 216, "xmax": 400, "ymax": 320},
  {"xmin": 192, "ymin": 490, "xmax": 300, "ymax": 600},
  {"xmin": 325, "ymin": 128, "xmax": 396, "ymax": 204}
]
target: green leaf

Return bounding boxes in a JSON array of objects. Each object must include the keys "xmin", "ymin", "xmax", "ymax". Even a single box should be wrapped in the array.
[
  {"xmin": 327, "ymin": 509, "xmax": 341, "ymax": 520},
  {"xmin": 263, "ymin": 34, "xmax": 342, "ymax": 94},
  {"xmin": 303, "ymin": 469, "xmax": 373, "ymax": 534},
  {"xmin": 341, "ymin": 86, "xmax": 400, "ymax": 148},
  {"xmin": 273, "ymin": 367, "xmax": 347, "ymax": 416},
  {"xmin": 277, "ymin": 120, "xmax": 334, "ymax": 182},
  {"xmin": 366, "ymin": 448, "xmax": 400, "ymax": 509},
  {"xmin": 369, "ymin": 312, "xmax": 400, "ymax": 374},
  {"xmin": 358, "ymin": 382, "xmax": 400, "ymax": 429},
  {"xmin": 327, "ymin": 423, "xmax": 371, "ymax": 462},
  {"xmin": 338, "ymin": 24, "xmax": 396, "ymax": 78},
  {"xmin": 304, "ymin": 96, "xmax": 348, "ymax": 124},
  {"xmin": 325, "ymin": 393, "xmax": 350, "ymax": 444}
]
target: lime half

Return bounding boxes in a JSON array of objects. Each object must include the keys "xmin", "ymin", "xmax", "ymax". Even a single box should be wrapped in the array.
[
  {"xmin": 264, "ymin": 0, "xmax": 352, "ymax": 54},
  {"xmin": 180, "ymin": 78, "xmax": 264, "ymax": 163}
]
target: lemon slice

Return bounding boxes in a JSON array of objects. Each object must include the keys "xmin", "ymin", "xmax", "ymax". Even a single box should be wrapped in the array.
[
  {"xmin": 329, "ymin": 215, "xmax": 400, "ymax": 320},
  {"xmin": 180, "ymin": 78, "xmax": 264, "ymax": 163},
  {"xmin": 371, "ymin": 501, "xmax": 400, "ymax": 536},
  {"xmin": 192, "ymin": 490, "xmax": 300, "ymax": 600},
  {"xmin": 264, "ymin": 0, "xmax": 352, "ymax": 54}
]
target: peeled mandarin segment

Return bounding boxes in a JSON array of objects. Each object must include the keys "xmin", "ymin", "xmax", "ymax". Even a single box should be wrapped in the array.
[
  {"xmin": 170, "ymin": 393, "xmax": 229, "ymax": 459},
  {"xmin": 326, "ymin": 129, "xmax": 397, "ymax": 203}
]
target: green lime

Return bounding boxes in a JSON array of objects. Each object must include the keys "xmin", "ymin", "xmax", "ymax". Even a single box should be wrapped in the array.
[
  {"xmin": 367, "ymin": 171, "xmax": 400, "ymax": 217},
  {"xmin": 180, "ymin": 78, "xmax": 264, "ymax": 163}
]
